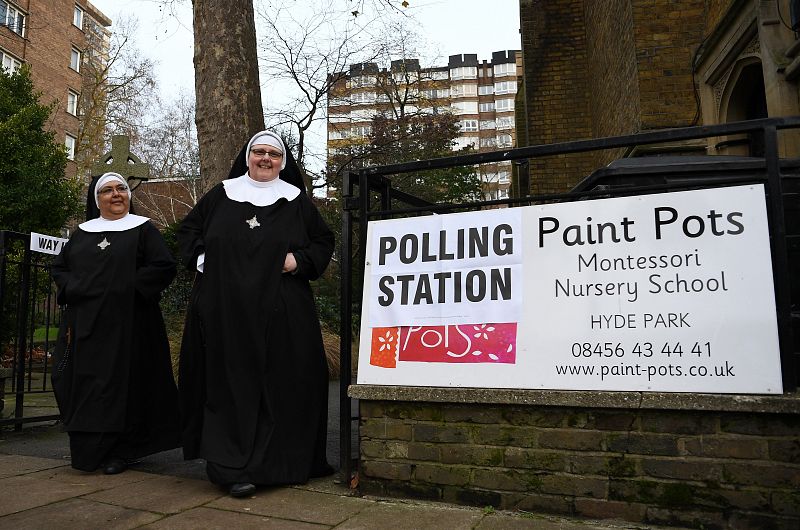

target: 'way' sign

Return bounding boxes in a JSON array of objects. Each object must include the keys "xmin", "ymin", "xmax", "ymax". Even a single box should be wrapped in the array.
[{"xmin": 30, "ymin": 232, "xmax": 68, "ymax": 255}]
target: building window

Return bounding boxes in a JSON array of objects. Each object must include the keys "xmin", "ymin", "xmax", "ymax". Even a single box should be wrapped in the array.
[
  {"xmin": 495, "ymin": 98, "xmax": 515, "ymax": 112},
  {"xmin": 351, "ymin": 108, "xmax": 374, "ymax": 121},
  {"xmin": 449, "ymin": 66, "xmax": 477, "ymax": 80},
  {"xmin": 67, "ymin": 90, "xmax": 79, "ymax": 115},
  {"xmin": 328, "ymin": 128, "xmax": 349, "ymax": 140},
  {"xmin": 70, "ymin": 48, "xmax": 81, "ymax": 71},
  {"xmin": 498, "ymin": 170, "xmax": 510, "ymax": 183},
  {"xmin": 496, "ymin": 116, "xmax": 514, "ymax": 129},
  {"xmin": 328, "ymin": 112, "xmax": 349, "ymax": 123},
  {"xmin": 478, "ymin": 85, "xmax": 494, "ymax": 96},
  {"xmin": 480, "ymin": 119, "xmax": 496, "ymax": 130},
  {"xmin": 451, "ymin": 100, "xmax": 478, "ymax": 115},
  {"xmin": 493, "ymin": 62, "xmax": 515, "ymax": 77},
  {"xmin": 1, "ymin": 1, "xmax": 25, "ymax": 37},
  {"xmin": 65, "ymin": 134, "xmax": 77, "ymax": 160},
  {"xmin": 480, "ymin": 137, "xmax": 497, "ymax": 148},
  {"xmin": 479, "ymin": 102, "xmax": 495, "ymax": 113},
  {"xmin": 494, "ymin": 80, "xmax": 517, "ymax": 95},
  {"xmin": 453, "ymin": 136, "xmax": 478, "ymax": 150},
  {"xmin": 430, "ymin": 70, "xmax": 448, "ymax": 80},
  {"xmin": 348, "ymin": 75, "xmax": 376, "ymax": 88},
  {"xmin": 460, "ymin": 119, "xmax": 478, "ymax": 132},
  {"xmin": 73, "ymin": 5, "xmax": 83, "ymax": 29},
  {"xmin": 497, "ymin": 133, "xmax": 513, "ymax": 147},
  {"xmin": 422, "ymin": 88, "xmax": 449, "ymax": 100},
  {"xmin": 1, "ymin": 49, "xmax": 21, "ymax": 72},
  {"xmin": 351, "ymin": 91, "xmax": 375, "ymax": 104},
  {"xmin": 451, "ymin": 84, "xmax": 477, "ymax": 97},
  {"xmin": 352, "ymin": 125, "xmax": 372, "ymax": 138}
]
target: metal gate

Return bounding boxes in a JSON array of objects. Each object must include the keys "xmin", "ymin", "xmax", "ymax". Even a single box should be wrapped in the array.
[
  {"xmin": 338, "ymin": 116, "xmax": 800, "ymax": 483},
  {"xmin": 0, "ymin": 231, "xmax": 61, "ymax": 430}
]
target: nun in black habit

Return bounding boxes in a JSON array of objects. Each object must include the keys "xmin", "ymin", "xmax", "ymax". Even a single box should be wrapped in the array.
[
  {"xmin": 177, "ymin": 131, "xmax": 334, "ymax": 497},
  {"xmin": 51, "ymin": 172, "xmax": 180, "ymax": 474}
]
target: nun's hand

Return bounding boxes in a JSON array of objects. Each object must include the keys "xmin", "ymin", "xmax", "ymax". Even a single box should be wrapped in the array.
[{"xmin": 282, "ymin": 252, "xmax": 298, "ymax": 274}]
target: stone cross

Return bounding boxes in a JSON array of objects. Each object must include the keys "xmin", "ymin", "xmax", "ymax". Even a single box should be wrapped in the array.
[{"xmin": 90, "ymin": 135, "xmax": 150, "ymax": 189}]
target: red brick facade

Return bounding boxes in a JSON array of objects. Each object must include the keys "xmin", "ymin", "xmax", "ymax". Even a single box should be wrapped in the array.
[{"xmin": 1, "ymin": 1, "xmax": 110, "ymax": 178}]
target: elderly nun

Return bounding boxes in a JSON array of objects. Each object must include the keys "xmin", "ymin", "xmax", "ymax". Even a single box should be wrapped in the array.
[
  {"xmin": 51, "ymin": 172, "xmax": 180, "ymax": 474},
  {"xmin": 177, "ymin": 131, "xmax": 334, "ymax": 497}
]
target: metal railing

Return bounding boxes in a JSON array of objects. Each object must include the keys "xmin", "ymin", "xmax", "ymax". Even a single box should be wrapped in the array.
[{"xmin": 0, "ymin": 231, "xmax": 61, "ymax": 430}]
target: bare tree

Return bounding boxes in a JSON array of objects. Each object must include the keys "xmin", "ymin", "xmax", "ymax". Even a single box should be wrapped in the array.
[
  {"xmin": 193, "ymin": 0, "xmax": 264, "ymax": 191},
  {"xmin": 257, "ymin": 1, "xmax": 380, "ymax": 192},
  {"xmin": 76, "ymin": 16, "xmax": 157, "ymax": 177},
  {"xmin": 132, "ymin": 93, "xmax": 205, "ymax": 226},
  {"xmin": 189, "ymin": 0, "xmax": 409, "ymax": 191}
]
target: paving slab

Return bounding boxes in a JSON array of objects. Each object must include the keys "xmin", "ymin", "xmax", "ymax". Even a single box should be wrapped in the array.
[
  {"xmin": 334, "ymin": 501, "xmax": 485, "ymax": 530},
  {"xmin": 142, "ymin": 506, "xmax": 329, "ymax": 530},
  {"xmin": 0, "ymin": 474, "xmax": 99, "ymax": 516},
  {"xmin": 83, "ymin": 474, "xmax": 224, "ymax": 514},
  {"xmin": 0, "ymin": 497, "xmax": 162, "ymax": 530},
  {"xmin": 27, "ymin": 465, "xmax": 156, "ymax": 489},
  {"xmin": 0, "ymin": 453, "xmax": 67, "ymax": 478},
  {"xmin": 209, "ymin": 485, "xmax": 374, "ymax": 526}
]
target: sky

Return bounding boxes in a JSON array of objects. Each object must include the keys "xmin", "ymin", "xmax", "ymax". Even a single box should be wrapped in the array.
[{"xmin": 87, "ymin": 0, "xmax": 521, "ymax": 172}]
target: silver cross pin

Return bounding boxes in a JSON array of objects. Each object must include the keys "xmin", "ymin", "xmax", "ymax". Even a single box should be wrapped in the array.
[
  {"xmin": 97, "ymin": 237, "xmax": 111, "ymax": 250},
  {"xmin": 246, "ymin": 215, "xmax": 261, "ymax": 229}
]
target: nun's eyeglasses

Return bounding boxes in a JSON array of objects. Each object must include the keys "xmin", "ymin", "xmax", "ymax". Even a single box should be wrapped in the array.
[
  {"xmin": 98, "ymin": 185, "xmax": 129, "ymax": 196},
  {"xmin": 250, "ymin": 149, "xmax": 283, "ymax": 160}
]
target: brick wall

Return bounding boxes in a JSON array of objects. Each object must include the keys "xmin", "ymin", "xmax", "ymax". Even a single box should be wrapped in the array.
[
  {"xmin": 357, "ymin": 395, "xmax": 800, "ymax": 529},
  {"xmin": 1, "ymin": 0, "xmax": 104, "ymax": 178},
  {"xmin": 584, "ymin": 0, "xmax": 640, "ymax": 140},
  {"xmin": 518, "ymin": 0, "xmax": 719, "ymax": 194},
  {"xmin": 630, "ymin": 0, "xmax": 706, "ymax": 130},
  {"xmin": 706, "ymin": 0, "xmax": 736, "ymax": 33},
  {"xmin": 518, "ymin": 0, "xmax": 597, "ymax": 194}
]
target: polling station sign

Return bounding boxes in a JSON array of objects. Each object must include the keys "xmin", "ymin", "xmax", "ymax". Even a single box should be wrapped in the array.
[{"xmin": 356, "ymin": 184, "xmax": 783, "ymax": 394}]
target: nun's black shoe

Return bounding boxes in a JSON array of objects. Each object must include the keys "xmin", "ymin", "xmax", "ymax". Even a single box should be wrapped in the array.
[
  {"xmin": 102, "ymin": 458, "xmax": 127, "ymax": 475},
  {"xmin": 229, "ymin": 483, "xmax": 256, "ymax": 498}
]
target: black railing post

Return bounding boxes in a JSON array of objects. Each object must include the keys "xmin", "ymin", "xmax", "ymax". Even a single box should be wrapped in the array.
[
  {"xmin": 339, "ymin": 171, "xmax": 356, "ymax": 485},
  {"xmin": 0, "ymin": 231, "xmax": 7, "ymax": 371},
  {"xmin": 14, "ymin": 239, "xmax": 32, "ymax": 431},
  {"xmin": 763, "ymin": 125, "xmax": 797, "ymax": 390}
]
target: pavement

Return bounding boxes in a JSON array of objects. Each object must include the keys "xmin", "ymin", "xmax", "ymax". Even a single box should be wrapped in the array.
[{"xmin": 0, "ymin": 383, "xmax": 682, "ymax": 529}]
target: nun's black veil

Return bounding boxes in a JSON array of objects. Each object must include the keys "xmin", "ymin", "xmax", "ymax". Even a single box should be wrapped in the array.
[{"xmin": 226, "ymin": 139, "xmax": 307, "ymax": 193}]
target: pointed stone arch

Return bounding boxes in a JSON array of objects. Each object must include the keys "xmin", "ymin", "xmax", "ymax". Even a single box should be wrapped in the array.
[{"xmin": 717, "ymin": 57, "xmax": 768, "ymax": 155}]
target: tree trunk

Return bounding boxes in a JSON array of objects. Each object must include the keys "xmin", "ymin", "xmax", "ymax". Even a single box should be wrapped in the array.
[{"xmin": 193, "ymin": 0, "xmax": 264, "ymax": 190}]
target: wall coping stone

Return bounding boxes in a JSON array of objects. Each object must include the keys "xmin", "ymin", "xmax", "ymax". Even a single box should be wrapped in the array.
[{"xmin": 348, "ymin": 385, "xmax": 800, "ymax": 414}]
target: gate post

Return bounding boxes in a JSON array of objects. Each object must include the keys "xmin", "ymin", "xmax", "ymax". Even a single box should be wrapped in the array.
[
  {"xmin": 339, "ymin": 171, "xmax": 356, "ymax": 484},
  {"xmin": 13, "ymin": 237, "xmax": 32, "ymax": 431},
  {"xmin": 764, "ymin": 125, "xmax": 797, "ymax": 390}
]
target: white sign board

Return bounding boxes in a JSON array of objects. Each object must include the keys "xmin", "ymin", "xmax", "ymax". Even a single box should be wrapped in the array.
[
  {"xmin": 357, "ymin": 185, "xmax": 783, "ymax": 394},
  {"xmin": 30, "ymin": 232, "xmax": 68, "ymax": 255}
]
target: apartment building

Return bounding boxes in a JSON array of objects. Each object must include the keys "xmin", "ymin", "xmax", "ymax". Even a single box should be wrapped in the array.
[
  {"xmin": 327, "ymin": 51, "xmax": 521, "ymax": 201},
  {"xmin": 1, "ymin": 0, "xmax": 111, "ymax": 176}
]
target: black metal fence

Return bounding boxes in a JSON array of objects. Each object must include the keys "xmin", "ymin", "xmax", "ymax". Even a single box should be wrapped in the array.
[
  {"xmin": 0, "ymin": 231, "xmax": 61, "ymax": 430},
  {"xmin": 338, "ymin": 116, "xmax": 800, "ymax": 483}
]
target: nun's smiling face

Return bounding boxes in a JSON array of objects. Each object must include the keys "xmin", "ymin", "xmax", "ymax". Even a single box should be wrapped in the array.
[
  {"xmin": 248, "ymin": 144, "xmax": 283, "ymax": 182},
  {"xmin": 97, "ymin": 182, "xmax": 130, "ymax": 220}
]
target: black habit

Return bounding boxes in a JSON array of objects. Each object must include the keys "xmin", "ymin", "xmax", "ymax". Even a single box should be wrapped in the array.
[
  {"xmin": 177, "ymin": 157, "xmax": 334, "ymax": 486},
  {"xmin": 51, "ymin": 220, "xmax": 180, "ymax": 471}
]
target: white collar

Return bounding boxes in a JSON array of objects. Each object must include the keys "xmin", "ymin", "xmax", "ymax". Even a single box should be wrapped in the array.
[
  {"xmin": 222, "ymin": 174, "xmax": 300, "ymax": 206},
  {"xmin": 79, "ymin": 213, "xmax": 150, "ymax": 232}
]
